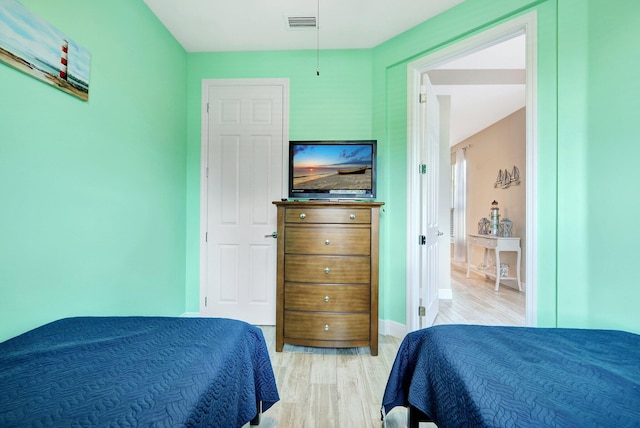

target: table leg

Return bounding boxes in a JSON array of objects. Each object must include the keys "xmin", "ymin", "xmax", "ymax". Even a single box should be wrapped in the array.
[{"xmin": 516, "ymin": 248, "xmax": 522, "ymax": 291}]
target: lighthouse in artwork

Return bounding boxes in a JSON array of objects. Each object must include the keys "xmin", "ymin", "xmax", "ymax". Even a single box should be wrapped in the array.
[{"xmin": 59, "ymin": 39, "xmax": 68, "ymax": 80}]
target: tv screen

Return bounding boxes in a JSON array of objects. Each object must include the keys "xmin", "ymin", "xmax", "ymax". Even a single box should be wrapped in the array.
[{"xmin": 289, "ymin": 140, "xmax": 377, "ymax": 200}]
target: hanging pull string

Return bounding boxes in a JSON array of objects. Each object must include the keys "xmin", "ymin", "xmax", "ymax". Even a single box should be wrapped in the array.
[{"xmin": 316, "ymin": 0, "xmax": 320, "ymax": 76}]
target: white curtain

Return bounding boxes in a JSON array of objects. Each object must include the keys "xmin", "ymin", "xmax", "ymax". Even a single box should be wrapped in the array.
[{"xmin": 453, "ymin": 148, "xmax": 467, "ymax": 262}]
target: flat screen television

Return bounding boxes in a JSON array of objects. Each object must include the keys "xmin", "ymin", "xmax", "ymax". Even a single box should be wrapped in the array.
[{"xmin": 288, "ymin": 140, "xmax": 377, "ymax": 200}]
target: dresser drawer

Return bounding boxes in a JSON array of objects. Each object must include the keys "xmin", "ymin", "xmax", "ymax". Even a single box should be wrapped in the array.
[
  {"xmin": 284, "ymin": 312, "xmax": 369, "ymax": 341},
  {"xmin": 285, "ymin": 284, "xmax": 370, "ymax": 312},
  {"xmin": 285, "ymin": 255, "xmax": 370, "ymax": 284},
  {"xmin": 286, "ymin": 208, "xmax": 371, "ymax": 224},
  {"xmin": 285, "ymin": 226, "xmax": 370, "ymax": 255},
  {"xmin": 468, "ymin": 235, "xmax": 498, "ymax": 248}
]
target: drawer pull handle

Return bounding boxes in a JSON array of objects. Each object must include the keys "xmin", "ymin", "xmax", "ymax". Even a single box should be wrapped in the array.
[
  {"xmin": 325, "ymin": 239, "xmax": 330, "ymax": 245},
  {"xmin": 324, "ymin": 324, "xmax": 329, "ymax": 331},
  {"xmin": 324, "ymin": 267, "xmax": 330, "ymax": 274},
  {"xmin": 324, "ymin": 295, "xmax": 330, "ymax": 302},
  {"xmin": 349, "ymin": 213, "xmax": 356, "ymax": 220},
  {"xmin": 299, "ymin": 213, "xmax": 306, "ymax": 219}
]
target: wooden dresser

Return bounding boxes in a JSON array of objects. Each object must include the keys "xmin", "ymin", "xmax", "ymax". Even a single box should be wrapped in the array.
[{"xmin": 273, "ymin": 201, "xmax": 384, "ymax": 356}]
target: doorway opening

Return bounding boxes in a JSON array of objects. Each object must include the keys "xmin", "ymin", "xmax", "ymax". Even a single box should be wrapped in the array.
[{"xmin": 406, "ymin": 12, "xmax": 538, "ymax": 332}]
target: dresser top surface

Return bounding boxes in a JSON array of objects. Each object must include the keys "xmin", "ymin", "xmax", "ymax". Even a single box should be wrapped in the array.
[{"xmin": 273, "ymin": 200, "xmax": 384, "ymax": 208}]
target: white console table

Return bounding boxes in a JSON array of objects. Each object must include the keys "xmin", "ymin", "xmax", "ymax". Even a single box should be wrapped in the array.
[{"xmin": 466, "ymin": 234, "xmax": 521, "ymax": 292}]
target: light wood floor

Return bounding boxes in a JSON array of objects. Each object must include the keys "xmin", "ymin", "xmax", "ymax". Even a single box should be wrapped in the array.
[
  {"xmin": 249, "ymin": 264, "xmax": 525, "ymax": 428},
  {"xmin": 436, "ymin": 262, "xmax": 525, "ymax": 326}
]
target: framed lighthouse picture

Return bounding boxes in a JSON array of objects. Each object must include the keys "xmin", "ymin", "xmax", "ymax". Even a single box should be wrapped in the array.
[{"xmin": 0, "ymin": 0, "xmax": 90, "ymax": 101}]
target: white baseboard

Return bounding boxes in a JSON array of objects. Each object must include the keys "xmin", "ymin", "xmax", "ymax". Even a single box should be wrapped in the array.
[
  {"xmin": 378, "ymin": 288, "xmax": 451, "ymax": 339},
  {"xmin": 379, "ymin": 318, "xmax": 407, "ymax": 339},
  {"xmin": 439, "ymin": 288, "xmax": 453, "ymax": 300},
  {"xmin": 180, "ymin": 312, "xmax": 201, "ymax": 317}
]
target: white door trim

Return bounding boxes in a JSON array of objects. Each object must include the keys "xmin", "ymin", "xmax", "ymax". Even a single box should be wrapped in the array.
[
  {"xmin": 406, "ymin": 12, "xmax": 538, "ymax": 331},
  {"xmin": 199, "ymin": 78, "xmax": 290, "ymax": 315}
]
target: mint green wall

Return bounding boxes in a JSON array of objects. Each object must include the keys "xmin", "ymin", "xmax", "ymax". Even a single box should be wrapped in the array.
[
  {"xmin": 3, "ymin": 0, "xmax": 639, "ymax": 341},
  {"xmin": 372, "ymin": 0, "xmax": 560, "ymax": 327},
  {"xmin": 184, "ymin": 50, "xmax": 373, "ymax": 311},
  {"xmin": 0, "ymin": 0, "xmax": 187, "ymax": 341},
  {"xmin": 558, "ymin": 0, "xmax": 640, "ymax": 330},
  {"xmin": 556, "ymin": 0, "xmax": 590, "ymax": 327},
  {"xmin": 372, "ymin": 0, "xmax": 640, "ymax": 333},
  {"xmin": 183, "ymin": 0, "xmax": 640, "ymax": 333}
]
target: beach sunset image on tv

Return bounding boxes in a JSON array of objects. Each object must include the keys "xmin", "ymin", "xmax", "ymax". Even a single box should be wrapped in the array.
[{"xmin": 292, "ymin": 143, "xmax": 373, "ymax": 191}]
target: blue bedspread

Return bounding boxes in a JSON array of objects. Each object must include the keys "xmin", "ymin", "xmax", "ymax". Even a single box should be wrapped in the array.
[
  {"xmin": 0, "ymin": 317, "xmax": 279, "ymax": 427},
  {"xmin": 382, "ymin": 325, "xmax": 640, "ymax": 427}
]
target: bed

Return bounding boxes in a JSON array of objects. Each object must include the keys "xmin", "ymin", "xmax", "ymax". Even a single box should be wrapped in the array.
[
  {"xmin": 0, "ymin": 316, "xmax": 279, "ymax": 427},
  {"xmin": 382, "ymin": 324, "xmax": 640, "ymax": 428}
]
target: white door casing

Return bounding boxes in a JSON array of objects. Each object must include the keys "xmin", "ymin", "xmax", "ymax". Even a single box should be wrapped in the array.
[
  {"xmin": 438, "ymin": 96, "xmax": 453, "ymax": 301},
  {"xmin": 200, "ymin": 79, "xmax": 289, "ymax": 325},
  {"xmin": 406, "ymin": 12, "xmax": 538, "ymax": 331}
]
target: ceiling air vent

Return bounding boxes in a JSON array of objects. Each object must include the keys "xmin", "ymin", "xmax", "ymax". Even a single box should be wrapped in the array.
[{"xmin": 287, "ymin": 16, "xmax": 317, "ymax": 29}]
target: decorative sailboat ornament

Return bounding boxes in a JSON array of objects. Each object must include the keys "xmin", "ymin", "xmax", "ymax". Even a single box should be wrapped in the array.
[
  {"xmin": 510, "ymin": 165, "xmax": 521, "ymax": 185},
  {"xmin": 494, "ymin": 165, "xmax": 521, "ymax": 189}
]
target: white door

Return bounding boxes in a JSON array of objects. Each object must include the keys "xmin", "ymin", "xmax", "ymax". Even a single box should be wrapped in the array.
[
  {"xmin": 418, "ymin": 74, "xmax": 440, "ymax": 328},
  {"xmin": 201, "ymin": 80, "xmax": 288, "ymax": 325}
]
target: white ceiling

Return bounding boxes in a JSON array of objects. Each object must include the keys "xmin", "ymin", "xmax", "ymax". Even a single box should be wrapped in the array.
[
  {"xmin": 142, "ymin": 0, "xmax": 525, "ymax": 146},
  {"xmin": 431, "ymin": 35, "xmax": 526, "ymax": 145},
  {"xmin": 142, "ymin": 0, "xmax": 465, "ymax": 52}
]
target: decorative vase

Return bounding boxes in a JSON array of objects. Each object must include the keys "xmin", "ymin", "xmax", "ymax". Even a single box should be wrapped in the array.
[
  {"xmin": 478, "ymin": 218, "xmax": 490, "ymax": 234},
  {"xmin": 501, "ymin": 218, "xmax": 513, "ymax": 237}
]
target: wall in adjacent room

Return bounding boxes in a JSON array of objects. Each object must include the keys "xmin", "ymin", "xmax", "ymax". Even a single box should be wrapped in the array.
[
  {"xmin": 0, "ymin": 0, "xmax": 188, "ymax": 341},
  {"xmin": 454, "ymin": 108, "xmax": 527, "ymax": 285}
]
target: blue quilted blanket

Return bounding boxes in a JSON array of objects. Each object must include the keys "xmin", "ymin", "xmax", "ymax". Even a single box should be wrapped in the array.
[
  {"xmin": 382, "ymin": 325, "xmax": 640, "ymax": 427},
  {"xmin": 0, "ymin": 317, "xmax": 279, "ymax": 427}
]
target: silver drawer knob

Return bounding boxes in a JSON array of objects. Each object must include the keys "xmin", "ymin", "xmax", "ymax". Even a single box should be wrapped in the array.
[
  {"xmin": 324, "ymin": 267, "xmax": 330, "ymax": 274},
  {"xmin": 324, "ymin": 295, "xmax": 330, "ymax": 302},
  {"xmin": 324, "ymin": 324, "xmax": 329, "ymax": 331},
  {"xmin": 324, "ymin": 239, "xmax": 330, "ymax": 245},
  {"xmin": 349, "ymin": 213, "xmax": 356, "ymax": 220},
  {"xmin": 299, "ymin": 213, "xmax": 306, "ymax": 219}
]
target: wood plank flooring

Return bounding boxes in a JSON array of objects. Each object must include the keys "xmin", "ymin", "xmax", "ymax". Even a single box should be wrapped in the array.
[
  {"xmin": 249, "ymin": 263, "xmax": 525, "ymax": 427},
  {"xmin": 436, "ymin": 262, "xmax": 525, "ymax": 326}
]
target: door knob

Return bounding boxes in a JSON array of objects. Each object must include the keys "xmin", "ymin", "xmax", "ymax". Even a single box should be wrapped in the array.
[{"xmin": 264, "ymin": 232, "xmax": 278, "ymax": 238}]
